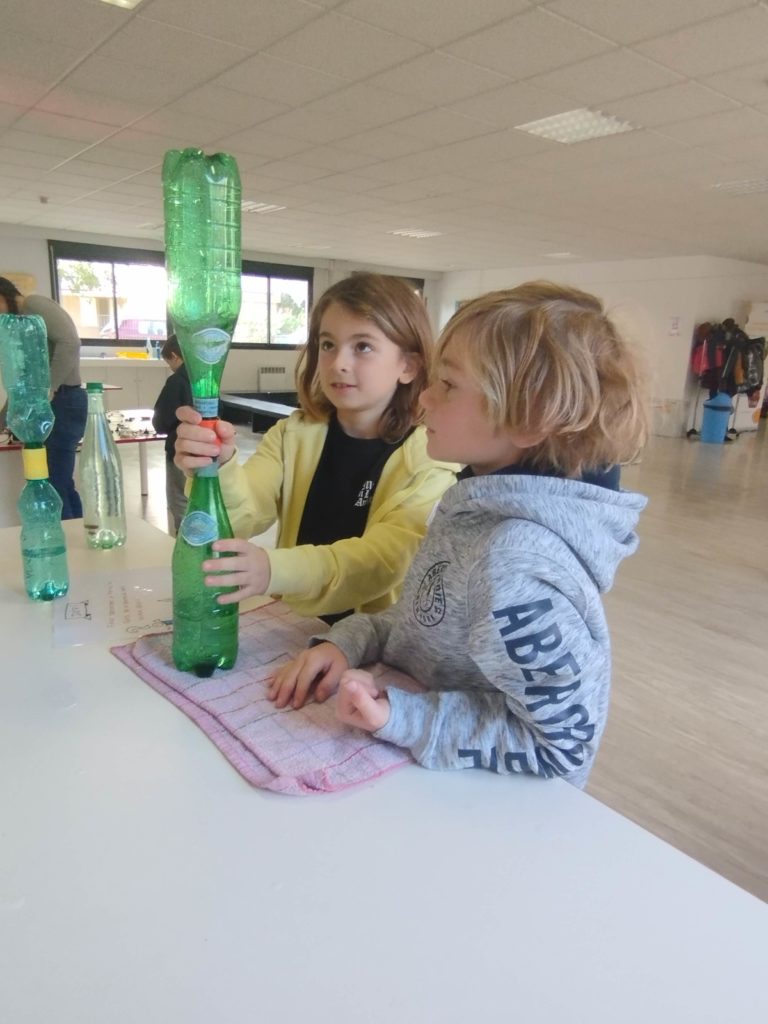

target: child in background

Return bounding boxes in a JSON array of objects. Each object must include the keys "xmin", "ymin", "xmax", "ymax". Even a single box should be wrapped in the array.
[
  {"xmin": 152, "ymin": 335, "xmax": 192, "ymax": 534},
  {"xmin": 174, "ymin": 273, "xmax": 457, "ymax": 621},
  {"xmin": 269, "ymin": 282, "xmax": 649, "ymax": 787}
]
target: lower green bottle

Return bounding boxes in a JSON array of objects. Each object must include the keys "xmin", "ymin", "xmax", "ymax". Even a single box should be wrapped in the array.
[{"xmin": 172, "ymin": 463, "xmax": 239, "ymax": 677}]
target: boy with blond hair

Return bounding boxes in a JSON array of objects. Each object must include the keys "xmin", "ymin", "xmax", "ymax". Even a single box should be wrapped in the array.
[{"xmin": 270, "ymin": 282, "xmax": 649, "ymax": 786}]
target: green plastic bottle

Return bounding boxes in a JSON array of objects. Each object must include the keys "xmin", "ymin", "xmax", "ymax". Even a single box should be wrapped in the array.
[
  {"xmin": 163, "ymin": 148, "xmax": 241, "ymax": 414},
  {"xmin": 18, "ymin": 446, "xmax": 69, "ymax": 601},
  {"xmin": 0, "ymin": 314, "xmax": 69, "ymax": 600},
  {"xmin": 0, "ymin": 313, "xmax": 54, "ymax": 444},
  {"xmin": 163, "ymin": 148, "xmax": 242, "ymax": 675},
  {"xmin": 171, "ymin": 464, "xmax": 238, "ymax": 676}
]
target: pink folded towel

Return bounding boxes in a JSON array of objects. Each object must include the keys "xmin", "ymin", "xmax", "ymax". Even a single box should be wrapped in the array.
[{"xmin": 111, "ymin": 602, "xmax": 418, "ymax": 795}]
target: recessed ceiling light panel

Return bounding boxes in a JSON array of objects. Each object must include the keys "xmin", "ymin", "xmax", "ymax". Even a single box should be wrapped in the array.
[
  {"xmin": 515, "ymin": 108, "xmax": 635, "ymax": 144},
  {"xmin": 388, "ymin": 228, "xmax": 442, "ymax": 239},
  {"xmin": 241, "ymin": 201, "xmax": 287, "ymax": 214},
  {"xmin": 99, "ymin": 0, "xmax": 145, "ymax": 9},
  {"xmin": 712, "ymin": 178, "xmax": 768, "ymax": 195}
]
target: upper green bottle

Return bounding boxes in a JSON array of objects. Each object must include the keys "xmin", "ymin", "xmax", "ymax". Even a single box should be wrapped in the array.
[
  {"xmin": 162, "ymin": 149, "xmax": 242, "ymax": 413},
  {"xmin": 0, "ymin": 313, "xmax": 55, "ymax": 444}
]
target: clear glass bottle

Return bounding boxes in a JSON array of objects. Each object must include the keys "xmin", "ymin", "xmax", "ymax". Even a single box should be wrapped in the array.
[
  {"xmin": 18, "ymin": 445, "xmax": 69, "ymax": 601},
  {"xmin": 80, "ymin": 382, "xmax": 127, "ymax": 550},
  {"xmin": 172, "ymin": 464, "xmax": 238, "ymax": 676},
  {"xmin": 0, "ymin": 313, "xmax": 54, "ymax": 444}
]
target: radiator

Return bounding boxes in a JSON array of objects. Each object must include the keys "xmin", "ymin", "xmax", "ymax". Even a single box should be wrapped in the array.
[{"xmin": 257, "ymin": 365, "xmax": 288, "ymax": 391}]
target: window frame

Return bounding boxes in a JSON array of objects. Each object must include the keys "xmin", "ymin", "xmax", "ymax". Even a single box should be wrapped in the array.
[{"xmin": 48, "ymin": 240, "xmax": 314, "ymax": 349}]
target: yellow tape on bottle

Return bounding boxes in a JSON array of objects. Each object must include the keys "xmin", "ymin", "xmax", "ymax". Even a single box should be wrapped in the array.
[{"xmin": 22, "ymin": 446, "xmax": 49, "ymax": 480}]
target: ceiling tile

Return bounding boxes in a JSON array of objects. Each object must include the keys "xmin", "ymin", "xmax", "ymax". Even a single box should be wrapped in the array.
[
  {"xmin": 335, "ymin": 128, "xmax": 432, "ymax": 159},
  {"xmin": 257, "ymin": 108, "xmax": 370, "ymax": 144},
  {"xmin": 525, "ymin": 49, "xmax": 682, "ymax": 105},
  {"xmin": 367, "ymin": 52, "xmax": 509, "ymax": 106},
  {"xmin": 388, "ymin": 110, "xmax": 494, "ymax": 145},
  {"xmin": 251, "ymin": 159, "xmax": 328, "ymax": 184},
  {"xmin": 447, "ymin": 83, "xmax": 572, "ymax": 129},
  {"xmin": 301, "ymin": 83, "xmax": 433, "ymax": 130},
  {"xmin": 3, "ymin": 0, "xmax": 130, "ymax": 50},
  {"xmin": 605, "ymin": 82, "xmax": 739, "ymax": 128},
  {"xmin": 162, "ymin": 85, "xmax": 289, "ymax": 128},
  {"xmin": 12, "ymin": 110, "xmax": 113, "ymax": 143},
  {"xmin": 141, "ymin": 0, "xmax": 322, "ymax": 49},
  {"xmin": 655, "ymin": 108, "xmax": 768, "ymax": 147},
  {"xmin": 129, "ymin": 109, "xmax": 238, "ymax": 145},
  {"xmin": 636, "ymin": 6, "xmax": 768, "ymax": 77},
  {"xmin": 702, "ymin": 59, "xmax": 768, "ymax": 106},
  {"xmin": 215, "ymin": 54, "xmax": 348, "ymax": 106},
  {"xmin": 336, "ymin": 0, "xmax": 528, "ymax": 47},
  {"xmin": 37, "ymin": 86, "xmax": 153, "ymax": 128},
  {"xmin": 445, "ymin": 8, "xmax": 614, "ymax": 79},
  {"xmin": 290, "ymin": 145, "xmax": 377, "ymax": 172},
  {"xmin": 214, "ymin": 126, "xmax": 309, "ymax": 160},
  {"xmin": 0, "ymin": 33, "xmax": 83, "ymax": 84},
  {"xmin": 97, "ymin": 16, "xmax": 249, "ymax": 75},
  {"xmin": 0, "ymin": 103, "xmax": 25, "ymax": 133},
  {"xmin": 61, "ymin": 55, "xmax": 199, "ymax": 106},
  {"xmin": 265, "ymin": 12, "xmax": 426, "ymax": 79},
  {"xmin": 542, "ymin": 0, "xmax": 754, "ymax": 45},
  {"xmin": 0, "ymin": 130, "xmax": 88, "ymax": 160}
]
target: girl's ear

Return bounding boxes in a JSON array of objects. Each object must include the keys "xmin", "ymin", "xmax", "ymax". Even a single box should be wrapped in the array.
[{"xmin": 398, "ymin": 352, "xmax": 420, "ymax": 385}]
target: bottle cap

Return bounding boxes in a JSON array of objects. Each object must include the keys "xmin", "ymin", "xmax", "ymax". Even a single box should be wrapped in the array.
[
  {"xmin": 86, "ymin": 382, "xmax": 103, "ymax": 393},
  {"xmin": 22, "ymin": 445, "xmax": 49, "ymax": 480}
]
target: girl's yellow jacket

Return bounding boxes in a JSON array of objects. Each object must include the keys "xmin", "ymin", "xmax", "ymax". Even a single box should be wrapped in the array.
[{"xmin": 218, "ymin": 412, "xmax": 458, "ymax": 618}]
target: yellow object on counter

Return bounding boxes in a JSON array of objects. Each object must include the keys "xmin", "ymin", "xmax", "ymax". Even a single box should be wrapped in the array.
[{"xmin": 116, "ymin": 351, "xmax": 150, "ymax": 359}]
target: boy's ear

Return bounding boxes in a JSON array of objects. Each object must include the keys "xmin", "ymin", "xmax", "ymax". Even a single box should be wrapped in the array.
[
  {"xmin": 506, "ymin": 428, "xmax": 545, "ymax": 450},
  {"xmin": 398, "ymin": 353, "xmax": 420, "ymax": 385}
]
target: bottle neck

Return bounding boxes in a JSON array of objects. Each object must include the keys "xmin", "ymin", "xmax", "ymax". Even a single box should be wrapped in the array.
[
  {"xmin": 22, "ymin": 445, "xmax": 49, "ymax": 480},
  {"xmin": 87, "ymin": 391, "xmax": 106, "ymax": 414}
]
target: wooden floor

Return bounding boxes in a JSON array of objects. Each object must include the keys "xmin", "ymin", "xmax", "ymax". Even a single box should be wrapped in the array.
[
  {"xmin": 592, "ymin": 425, "xmax": 768, "ymax": 902},
  {"xmin": 124, "ymin": 424, "xmax": 768, "ymax": 902}
]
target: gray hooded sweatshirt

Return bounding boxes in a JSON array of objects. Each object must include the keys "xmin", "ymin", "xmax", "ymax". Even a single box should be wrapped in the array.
[{"xmin": 322, "ymin": 473, "xmax": 647, "ymax": 788}]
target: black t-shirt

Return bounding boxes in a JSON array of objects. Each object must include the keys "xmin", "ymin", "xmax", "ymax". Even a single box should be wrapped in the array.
[{"xmin": 297, "ymin": 416, "xmax": 411, "ymax": 621}]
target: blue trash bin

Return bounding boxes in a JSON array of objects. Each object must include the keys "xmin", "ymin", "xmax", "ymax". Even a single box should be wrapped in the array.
[{"xmin": 700, "ymin": 392, "xmax": 733, "ymax": 444}]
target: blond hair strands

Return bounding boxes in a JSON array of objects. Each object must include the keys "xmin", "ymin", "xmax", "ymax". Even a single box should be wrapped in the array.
[
  {"xmin": 438, "ymin": 282, "xmax": 649, "ymax": 476},
  {"xmin": 296, "ymin": 273, "xmax": 433, "ymax": 442}
]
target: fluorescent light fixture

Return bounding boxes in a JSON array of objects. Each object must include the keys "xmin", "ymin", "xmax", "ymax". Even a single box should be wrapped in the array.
[
  {"xmin": 388, "ymin": 228, "xmax": 442, "ymax": 239},
  {"xmin": 544, "ymin": 251, "xmax": 577, "ymax": 258},
  {"xmin": 515, "ymin": 108, "xmax": 635, "ymax": 144},
  {"xmin": 712, "ymin": 177, "xmax": 768, "ymax": 195},
  {"xmin": 241, "ymin": 201, "xmax": 287, "ymax": 214},
  {"xmin": 99, "ymin": 0, "xmax": 145, "ymax": 9}
]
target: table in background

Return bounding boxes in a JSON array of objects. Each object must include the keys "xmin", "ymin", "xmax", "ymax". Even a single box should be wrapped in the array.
[
  {"xmin": 108, "ymin": 408, "xmax": 166, "ymax": 496},
  {"xmin": 0, "ymin": 517, "xmax": 766, "ymax": 1024},
  {"xmin": 0, "ymin": 411, "xmax": 165, "ymax": 526}
]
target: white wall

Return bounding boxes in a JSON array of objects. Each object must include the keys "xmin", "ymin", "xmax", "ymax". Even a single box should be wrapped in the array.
[{"xmin": 436, "ymin": 255, "xmax": 768, "ymax": 436}]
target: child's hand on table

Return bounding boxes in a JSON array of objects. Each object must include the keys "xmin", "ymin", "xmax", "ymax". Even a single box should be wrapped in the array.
[
  {"xmin": 335, "ymin": 670, "xmax": 391, "ymax": 732},
  {"xmin": 268, "ymin": 642, "xmax": 350, "ymax": 709}
]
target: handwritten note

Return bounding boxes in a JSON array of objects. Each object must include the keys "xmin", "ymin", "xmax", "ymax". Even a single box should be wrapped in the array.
[{"xmin": 53, "ymin": 567, "xmax": 173, "ymax": 647}]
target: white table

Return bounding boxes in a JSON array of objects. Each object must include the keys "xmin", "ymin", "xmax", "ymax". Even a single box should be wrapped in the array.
[{"xmin": 1, "ymin": 518, "xmax": 766, "ymax": 1024}]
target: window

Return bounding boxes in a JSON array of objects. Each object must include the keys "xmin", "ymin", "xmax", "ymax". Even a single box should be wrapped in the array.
[
  {"xmin": 49, "ymin": 241, "xmax": 313, "ymax": 347},
  {"xmin": 235, "ymin": 261, "xmax": 312, "ymax": 347}
]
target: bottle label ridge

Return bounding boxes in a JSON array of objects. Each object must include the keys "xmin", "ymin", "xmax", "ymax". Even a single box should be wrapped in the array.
[{"xmin": 180, "ymin": 510, "xmax": 218, "ymax": 546}]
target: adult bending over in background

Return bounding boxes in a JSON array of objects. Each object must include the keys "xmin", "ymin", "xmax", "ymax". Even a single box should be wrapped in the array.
[{"xmin": 0, "ymin": 276, "xmax": 87, "ymax": 519}]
